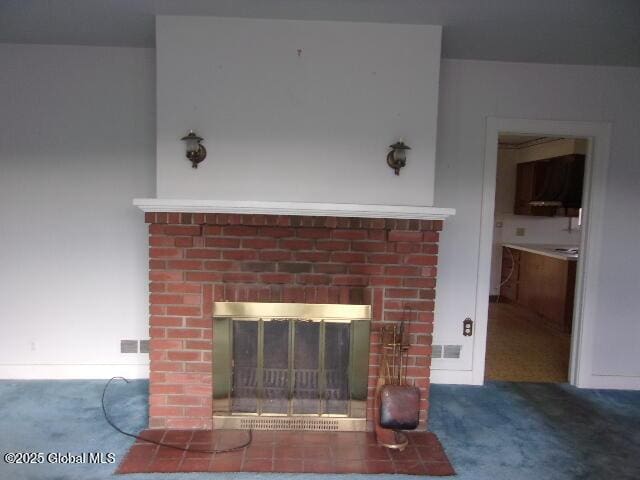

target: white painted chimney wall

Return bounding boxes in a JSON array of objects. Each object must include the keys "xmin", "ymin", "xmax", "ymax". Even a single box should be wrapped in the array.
[{"xmin": 155, "ymin": 16, "xmax": 442, "ymax": 206}]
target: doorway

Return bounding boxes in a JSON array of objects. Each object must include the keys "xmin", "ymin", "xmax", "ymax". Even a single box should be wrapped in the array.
[
  {"xmin": 471, "ymin": 118, "xmax": 611, "ymax": 387},
  {"xmin": 485, "ymin": 134, "xmax": 586, "ymax": 382}
]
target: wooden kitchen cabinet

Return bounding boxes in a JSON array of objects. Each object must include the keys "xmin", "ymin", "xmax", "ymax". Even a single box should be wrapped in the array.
[
  {"xmin": 513, "ymin": 154, "xmax": 585, "ymax": 217},
  {"xmin": 514, "ymin": 161, "xmax": 556, "ymax": 216},
  {"xmin": 500, "ymin": 247, "xmax": 576, "ymax": 333}
]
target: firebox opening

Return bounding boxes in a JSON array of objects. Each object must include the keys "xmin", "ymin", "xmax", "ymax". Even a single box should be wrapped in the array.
[{"xmin": 212, "ymin": 302, "xmax": 371, "ymax": 431}]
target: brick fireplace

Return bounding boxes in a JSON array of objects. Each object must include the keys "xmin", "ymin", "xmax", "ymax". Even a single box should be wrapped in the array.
[{"xmin": 142, "ymin": 207, "xmax": 446, "ymax": 431}]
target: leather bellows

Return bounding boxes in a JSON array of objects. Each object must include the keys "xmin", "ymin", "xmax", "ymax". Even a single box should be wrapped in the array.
[{"xmin": 379, "ymin": 384, "xmax": 420, "ymax": 430}]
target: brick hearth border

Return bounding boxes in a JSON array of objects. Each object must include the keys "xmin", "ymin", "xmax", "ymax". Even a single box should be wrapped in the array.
[{"xmin": 145, "ymin": 212, "xmax": 442, "ymax": 430}]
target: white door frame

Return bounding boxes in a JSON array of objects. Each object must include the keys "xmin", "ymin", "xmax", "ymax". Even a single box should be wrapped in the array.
[{"xmin": 473, "ymin": 117, "xmax": 611, "ymax": 387}]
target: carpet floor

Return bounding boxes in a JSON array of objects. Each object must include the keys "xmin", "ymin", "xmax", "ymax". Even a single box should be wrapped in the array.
[{"xmin": 1, "ymin": 379, "xmax": 639, "ymax": 479}]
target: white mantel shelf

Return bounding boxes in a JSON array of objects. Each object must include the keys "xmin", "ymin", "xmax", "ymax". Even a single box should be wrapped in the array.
[{"xmin": 133, "ymin": 199, "xmax": 455, "ymax": 220}]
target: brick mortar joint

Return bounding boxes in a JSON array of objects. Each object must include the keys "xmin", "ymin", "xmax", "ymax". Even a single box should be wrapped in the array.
[{"xmin": 145, "ymin": 214, "xmax": 443, "ymax": 232}]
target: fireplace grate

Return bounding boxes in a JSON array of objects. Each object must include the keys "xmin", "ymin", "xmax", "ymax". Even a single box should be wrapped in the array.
[
  {"xmin": 212, "ymin": 414, "xmax": 366, "ymax": 431},
  {"xmin": 234, "ymin": 367, "xmax": 345, "ymax": 399},
  {"xmin": 239, "ymin": 417, "xmax": 340, "ymax": 431}
]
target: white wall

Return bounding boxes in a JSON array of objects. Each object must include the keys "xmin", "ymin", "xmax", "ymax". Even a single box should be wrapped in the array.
[
  {"xmin": 0, "ymin": 43, "xmax": 155, "ymax": 378},
  {"xmin": 3, "ymin": 41, "xmax": 639, "ymax": 389},
  {"xmin": 156, "ymin": 16, "xmax": 442, "ymax": 206},
  {"xmin": 494, "ymin": 148, "xmax": 519, "ymax": 216},
  {"xmin": 433, "ymin": 59, "xmax": 640, "ymax": 387}
]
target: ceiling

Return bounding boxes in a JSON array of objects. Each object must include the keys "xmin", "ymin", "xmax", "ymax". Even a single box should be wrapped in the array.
[
  {"xmin": 498, "ymin": 135, "xmax": 575, "ymax": 150},
  {"xmin": 499, "ymin": 135, "xmax": 549, "ymax": 147},
  {"xmin": 1, "ymin": 0, "xmax": 639, "ymax": 67}
]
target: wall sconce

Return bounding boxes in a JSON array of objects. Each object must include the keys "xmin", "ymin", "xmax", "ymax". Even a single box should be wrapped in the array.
[
  {"xmin": 181, "ymin": 130, "xmax": 207, "ymax": 168},
  {"xmin": 386, "ymin": 139, "xmax": 410, "ymax": 175}
]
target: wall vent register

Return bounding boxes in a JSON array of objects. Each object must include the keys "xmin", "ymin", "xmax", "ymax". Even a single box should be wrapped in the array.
[
  {"xmin": 212, "ymin": 302, "xmax": 371, "ymax": 431},
  {"xmin": 431, "ymin": 344, "xmax": 462, "ymax": 359}
]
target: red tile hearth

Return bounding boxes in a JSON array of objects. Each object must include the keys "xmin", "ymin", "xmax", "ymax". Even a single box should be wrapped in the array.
[{"xmin": 117, "ymin": 429, "xmax": 455, "ymax": 475}]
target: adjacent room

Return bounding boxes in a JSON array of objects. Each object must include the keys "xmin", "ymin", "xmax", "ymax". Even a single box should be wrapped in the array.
[
  {"xmin": 1, "ymin": 1, "xmax": 639, "ymax": 480},
  {"xmin": 486, "ymin": 134, "xmax": 587, "ymax": 383}
]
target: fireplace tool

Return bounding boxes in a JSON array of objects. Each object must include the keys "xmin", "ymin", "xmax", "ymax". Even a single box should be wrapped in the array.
[{"xmin": 374, "ymin": 310, "xmax": 420, "ymax": 451}]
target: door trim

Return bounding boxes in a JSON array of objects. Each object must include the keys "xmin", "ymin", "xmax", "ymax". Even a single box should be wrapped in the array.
[{"xmin": 475, "ymin": 117, "xmax": 612, "ymax": 387}]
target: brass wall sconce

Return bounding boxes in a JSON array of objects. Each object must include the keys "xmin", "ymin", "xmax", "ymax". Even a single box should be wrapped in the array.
[
  {"xmin": 181, "ymin": 130, "xmax": 207, "ymax": 168},
  {"xmin": 387, "ymin": 139, "xmax": 410, "ymax": 175}
]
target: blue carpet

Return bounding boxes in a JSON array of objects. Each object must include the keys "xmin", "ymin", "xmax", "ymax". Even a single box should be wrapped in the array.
[{"xmin": 0, "ymin": 380, "xmax": 638, "ymax": 479}]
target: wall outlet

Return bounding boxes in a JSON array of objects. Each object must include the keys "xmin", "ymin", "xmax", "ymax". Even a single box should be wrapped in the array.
[
  {"xmin": 495, "ymin": 221, "xmax": 503, "ymax": 228},
  {"xmin": 515, "ymin": 227, "xmax": 526, "ymax": 236}
]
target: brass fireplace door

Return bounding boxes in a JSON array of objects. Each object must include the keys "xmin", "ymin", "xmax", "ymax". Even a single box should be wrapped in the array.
[{"xmin": 212, "ymin": 302, "xmax": 371, "ymax": 431}]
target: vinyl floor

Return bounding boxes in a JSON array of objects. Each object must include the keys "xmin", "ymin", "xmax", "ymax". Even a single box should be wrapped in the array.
[{"xmin": 485, "ymin": 302, "xmax": 571, "ymax": 382}]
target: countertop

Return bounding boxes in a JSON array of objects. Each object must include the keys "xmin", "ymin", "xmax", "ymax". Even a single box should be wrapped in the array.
[{"xmin": 502, "ymin": 243, "xmax": 579, "ymax": 261}]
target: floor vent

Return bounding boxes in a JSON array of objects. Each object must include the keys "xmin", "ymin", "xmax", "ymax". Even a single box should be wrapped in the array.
[
  {"xmin": 432, "ymin": 345, "xmax": 462, "ymax": 359},
  {"xmin": 139, "ymin": 340, "xmax": 150, "ymax": 353},
  {"xmin": 443, "ymin": 345, "xmax": 462, "ymax": 359},
  {"xmin": 120, "ymin": 340, "xmax": 138, "ymax": 353}
]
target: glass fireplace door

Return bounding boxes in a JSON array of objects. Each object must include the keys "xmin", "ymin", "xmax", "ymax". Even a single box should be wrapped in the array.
[
  {"xmin": 292, "ymin": 321, "xmax": 321, "ymax": 414},
  {"xmin": 213, "ymin": 302, "xmax": 371, "ymax": 429},
  {"xmin": 230, "ymin": 319, "xmax": 351, "ymax": 416}
]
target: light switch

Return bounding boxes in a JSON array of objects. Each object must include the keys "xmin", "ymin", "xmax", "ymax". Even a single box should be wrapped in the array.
[{"xmin": 515, "ymin": 227, "xmax": 526, "ymax": 236}]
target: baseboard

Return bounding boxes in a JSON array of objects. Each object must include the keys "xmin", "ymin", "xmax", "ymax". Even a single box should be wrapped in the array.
[
  {"xmin": 430, "ymin": 369, "xmax": 479, "ymax": 385},
  {"xmin": 577, "ymin": 374, "xmax": 640, "ymax": 390},
  {"xmin": 0, "ymin": 363, "xmax": 149, "ymax": 379}
]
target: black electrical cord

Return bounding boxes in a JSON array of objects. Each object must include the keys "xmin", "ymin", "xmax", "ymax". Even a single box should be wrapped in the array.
[{"xmin": 102, "ymin": 376, "xmax": 252, "ymax": 454}]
